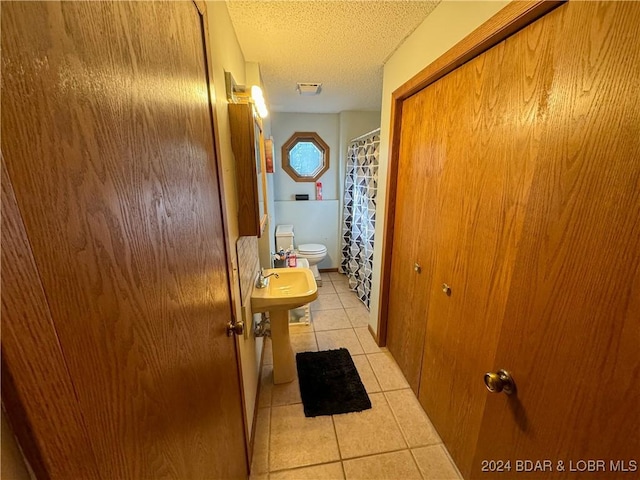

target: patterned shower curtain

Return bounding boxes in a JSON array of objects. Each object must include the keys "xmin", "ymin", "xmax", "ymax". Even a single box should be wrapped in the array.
[{"xmin": 341, "ymin": 130, "xmax": 379, "ymax": 309}]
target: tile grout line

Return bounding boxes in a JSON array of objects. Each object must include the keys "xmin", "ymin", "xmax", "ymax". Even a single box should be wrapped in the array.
[
  {"xmin": 339, "ymin": 445, "xmax": 420, "ymax": 464},
  {"xmin": 312, "ymin": 314, "xmax": 320, "ymax": 352},
  {"xmin": 355, "ymin": 353, "xmax": 382, "ymax": 394},
  {"xmin": 380, "ymin": 392, "xmax": 410, "ymax": 451},
  {"xmin": 266, "ymin": 446, "xmax": 442, "ymax": 479},
  {"xmin": 314, "ymin": 325, "xmax": 367, "ymax": 333},
  {"xmin": 440, "ymin": 443, "xmax": 464, "ymax": 479},
  {"xmin": 409, "ymin": 447, "xmax": 428, "ymax": 480},
  {"xmin": 268, "ymin": 458, "xmax": 345, "ymax": 476},
  {"xmin": 366, "ymin": 350, "xmax": 410, "ymax": 392},
  {"xmin": 366, "ymin": 351, "xmax": 386, "ymax": 390},
  {"xmin": 330, "ymin": 414, "xmax": 345, "ymax": 478},
  {"xmin": 383, "ymin": 390, "xmax": 413, "ymax": 449},
  {"xmin": 350, "ymin": 320, "xmax": 367, "ymax": 355},
  {"xmin": 353, "ymin": 327, "xmax": 381, "ymax": 355},
  {"xmin": 267, "ymin": 405, "xmax": 272, "ymax": 475}
]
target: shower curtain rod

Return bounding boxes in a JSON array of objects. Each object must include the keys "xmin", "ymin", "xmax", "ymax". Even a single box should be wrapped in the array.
[{"xmin": 349, "ymin": 127, "xmax": 381, "ymax": 143}]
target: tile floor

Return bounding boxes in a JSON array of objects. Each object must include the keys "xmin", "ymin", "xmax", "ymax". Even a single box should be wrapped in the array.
[{"xmin": 251, "ymin": 272, "xmax": 462, "ymax": 480}]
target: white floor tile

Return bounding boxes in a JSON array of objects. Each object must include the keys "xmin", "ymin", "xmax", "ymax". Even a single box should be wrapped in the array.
[
  {"xmin": 312, "ymin": 308, "xmax": 351, "ymax": 331},
  {"xmin": 354, "ymin": 327, "xmax": 380, "ymax": 354},
  {"xmin": 338, "ymin": 293, "xmax": 364, "ymax": 309},
  {"xmin": 345, "ymin": 306, "xmax": 370, "ymax": 328},
  {"xmin": 333, "ymin": 392, "xmax": 407, "ymax": 459},
  {"xmin": 316, "ymin": 329, "xmax": 364, "ymax": 355},
  {"xmin": 352, "ymin": 355, "xmax": 381, "ymax": 393},
  {"xmin": 385, "ymin": 389, "xmax": 442, "ymax": 447},
  {"xmin": 367, "ymin": 352, "xmax": 409, "ymax": 391},
  {"xmin": 251, "ymin": 303, "xmax": 461, "ymax": 480},
  {"xmin": 270, "ymin": 404, "xmax": 340, "ymax": 471},
  {"xmin": 343, "ymin": 450, "xmax": 421, "ymax": 480},
  {"xmin": 311, "ymin": 294, "xmax": 343, "ymax": 311},
  {"xmin": 270, "ymin": 462, "xmax": 344, "ymax": 479},
  {"xmin": 412, "ymin": 445, "xmax": 461, "ymax": 479}
]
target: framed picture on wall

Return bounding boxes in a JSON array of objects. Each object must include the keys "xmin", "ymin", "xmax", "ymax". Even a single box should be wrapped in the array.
[{"xmin": 265, "ymin": 137, "xmax": 274, "ymax": 173}]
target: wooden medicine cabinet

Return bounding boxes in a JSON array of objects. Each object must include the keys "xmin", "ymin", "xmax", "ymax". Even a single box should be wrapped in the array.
[{"xmin": 229, "ymin": 103, "xmax": 268, "ymax": 236}]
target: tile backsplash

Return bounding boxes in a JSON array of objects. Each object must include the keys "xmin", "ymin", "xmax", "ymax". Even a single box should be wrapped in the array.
[{"xmin": 236, "ymin": 236, "xmax": 260, "ymax": 305}]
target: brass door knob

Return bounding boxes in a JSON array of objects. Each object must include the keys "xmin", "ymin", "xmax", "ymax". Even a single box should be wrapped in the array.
[
  {"xmin": 484, "ymin": 369, "xmax": 516, "ymax": 395},
  {"xmin": 226, "ymin": 320, "xmax": 245, "ymax": 337}
]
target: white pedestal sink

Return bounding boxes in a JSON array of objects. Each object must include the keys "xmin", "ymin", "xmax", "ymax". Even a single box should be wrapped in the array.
[{"xmin": 251, "ymin": 268, "xmax": 318, "ymax": 384}]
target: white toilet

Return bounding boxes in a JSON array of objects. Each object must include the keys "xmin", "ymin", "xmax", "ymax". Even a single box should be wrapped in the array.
[{"xmin": 275, "ymin": 224, "xmax": 327, "ymax": 284}]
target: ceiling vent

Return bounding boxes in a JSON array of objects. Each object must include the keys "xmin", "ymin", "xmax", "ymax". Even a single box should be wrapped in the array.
[{"xmin": 296, "ymin": 83, "xmax": 322, "ymax": 96}]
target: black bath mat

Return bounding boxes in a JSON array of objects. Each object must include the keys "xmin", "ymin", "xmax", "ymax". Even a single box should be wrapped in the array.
[{"xmin": 296, "ymin": 348, "xmax": 371, "ymax": 417}]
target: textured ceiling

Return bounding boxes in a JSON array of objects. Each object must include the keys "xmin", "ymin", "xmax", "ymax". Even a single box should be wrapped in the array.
[{"xmin": 226, "ymin": 1, "xmax": 440, "ymax": 113}]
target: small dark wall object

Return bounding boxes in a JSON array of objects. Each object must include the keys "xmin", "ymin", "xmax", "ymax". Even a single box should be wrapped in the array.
[
  {"xmin": 295, "ymin": 194, "xmax": 309, "ymax": 201},
  {"xmin": 296, "ymin": 348, "xmax": 371, "ymax": 417}
]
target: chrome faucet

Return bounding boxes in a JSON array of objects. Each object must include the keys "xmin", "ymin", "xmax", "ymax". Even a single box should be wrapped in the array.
[{"xmin": 256, "ymin": 268, "xmax": 279, "ymax": 289}]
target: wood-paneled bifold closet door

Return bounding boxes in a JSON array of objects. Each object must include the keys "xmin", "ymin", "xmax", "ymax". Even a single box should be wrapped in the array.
[
  {"xmin": 1, "ymin": 2, "xmax": 247, "ymax": 479},
  {"xmin": 472, "ymin": 1, "xmax": 640, "ymax": 477},
  {"xmin": 387, "ymin": 1, "xmax": 640, "ymax": 479},
  {"xmin": 386, "ymin": 82, "xmax": 450, "ymax": 393}
]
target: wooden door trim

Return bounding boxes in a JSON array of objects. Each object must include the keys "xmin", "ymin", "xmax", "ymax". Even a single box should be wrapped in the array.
[
  {"xmin": 1, "ymin": 159, "xmax": 102, "ymax": 480},
  {"xmin": 376, "ymin": 0, "xmax": 565, "ymax": 346},
  {"xmin": 195, "ymin": 1, "xmax": 237, "ymax": 329},
  {"xmin": 192, "ymin": 0, "xmax": 206, "ymax": 16},
  {"xmin": 196, "ymin": 4, "xmax": 250, "ymax": 471}
]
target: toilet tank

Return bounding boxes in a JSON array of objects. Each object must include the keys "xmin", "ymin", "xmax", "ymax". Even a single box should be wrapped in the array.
[{"xmin": 275, "ymin": 224, "xmax": 294, "ymax": 251}]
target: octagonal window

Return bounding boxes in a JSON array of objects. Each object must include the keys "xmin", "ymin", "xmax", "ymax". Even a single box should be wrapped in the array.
[{"xmin": 282, "ymin": 132, "xmax": 330, "ymax": 182}]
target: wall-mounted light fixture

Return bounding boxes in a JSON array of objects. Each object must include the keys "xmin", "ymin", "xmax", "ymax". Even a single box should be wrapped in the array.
[
  {"xmin": 225, "ymin": 71, "xmax": 242, "ymax": 102},
  {"xmin": 251, "ymin": 85, "xmax": 269, "ymax": 119},
  {"xmin": 225, "ymin": 71, "xmax": 269, "ymax": 118}
]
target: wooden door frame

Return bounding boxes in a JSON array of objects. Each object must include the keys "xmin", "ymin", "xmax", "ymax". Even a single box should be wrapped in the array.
[
  {"xmin": 194, "ymin": 0, "xmax": 251, "ymax": 470},
  {"xmin": 376, "ymin": 0, "xmax": 565, "ymax": 345}
]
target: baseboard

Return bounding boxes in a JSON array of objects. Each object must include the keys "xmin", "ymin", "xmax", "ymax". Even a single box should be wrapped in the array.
[
  {"xmin": 248, "ymin": 336, "xmax": 266, "ymax": 469},
  {"xmin": 368, "ymin": 323, "xmax": 382, "ymax": 347},
  {"xmin": 319, "ymin": 268, "xmax": 339, "ymax": 273}
]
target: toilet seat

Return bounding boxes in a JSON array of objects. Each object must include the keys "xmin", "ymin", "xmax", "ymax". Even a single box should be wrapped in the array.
[
  {"xmin": 298, "ymin": 243, "xmax": 327, "ymax": 255},
  {"xmin": 295, "ymin": 243, "xmax": 327, "ymax": 285}
]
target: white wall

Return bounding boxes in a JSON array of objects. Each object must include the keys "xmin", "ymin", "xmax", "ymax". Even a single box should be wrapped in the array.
[
  {"xmin": 205, "ymin": 1, "xmax": 263, "ymax": 443},
  {"xmin": 246, "ymin": 62, "xmax": 277, "ymax": 266},
  {"xmin": 271, "ymin": 111, "xmax": 380, "ymax": 269},
  {"xmin": 272, "ymin": 112, "xmax": 340, "ymax": 201},
  {"xmin": 274, "ymin": 200, "xmax": 340, "ymax": 264},
  {"xmin": 271, "ymin": 112, "xmax": 340, "ymax": 267},
  {"xmin": 369, "ymin": 1, "xmax": 510, "ymax": 333}
]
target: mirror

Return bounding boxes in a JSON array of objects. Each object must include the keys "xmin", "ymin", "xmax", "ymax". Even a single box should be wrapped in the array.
[
  {"xmin": 254, "ymin": 119, "xmax": 266, "ymax": 229},
  {"xmin": 228, "ymin": 103, "xmax": 268, "ymax": 236}
]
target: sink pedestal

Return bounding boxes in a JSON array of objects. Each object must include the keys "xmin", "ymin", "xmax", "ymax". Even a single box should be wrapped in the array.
[
  {"xmin": 270, "ymin": 310, "xmax": 296, "ymax": 384},
  {"xmin": 250, "ymin": 268, "xmax": 317, "ymax": 385}
]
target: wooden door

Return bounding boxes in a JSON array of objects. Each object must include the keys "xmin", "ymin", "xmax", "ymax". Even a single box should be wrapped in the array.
[
  {"xmin": 472, "ymin": 2, "xmax": 640, "ymax": 478},
  {"xmin": 411, "ymin": 8, "xmax": 556, "ymax": 477},
  {"xmin": 391, "ymin": 1, "xmax": 640, "ymax": 478},
  {"xmin": 386, "ymin": 81, "xmax": 451, "ymax": 393},
  {"xmin": 1, "ymin": 2, "xmax": 247, "ymax": 479}
]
